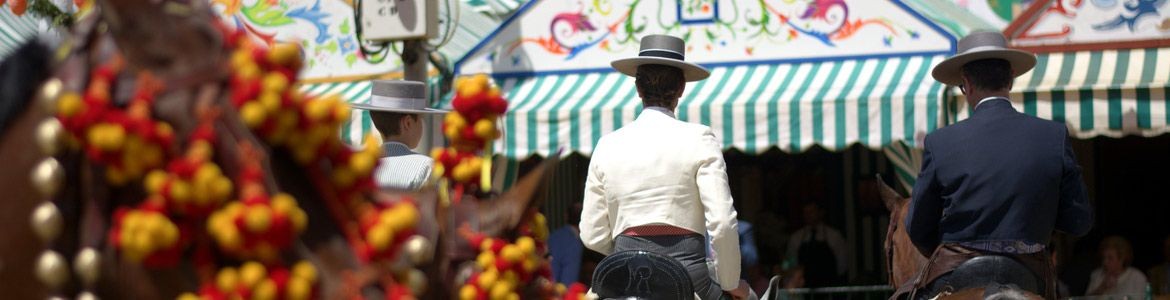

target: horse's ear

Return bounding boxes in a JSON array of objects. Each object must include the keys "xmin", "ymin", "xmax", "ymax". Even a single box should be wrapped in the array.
[
  {"xmin": 473, "ymin": 155, "xmax": 561, "ymax": 235},
  {"xmin": 875, "ymin": 174, "xmax": 906, "ymax": 210}
]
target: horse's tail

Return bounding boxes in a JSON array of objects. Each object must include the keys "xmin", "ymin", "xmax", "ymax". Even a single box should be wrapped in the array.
[{"xmin": 0, "ymin": 37, "xmax": 52, "ymax": 134}]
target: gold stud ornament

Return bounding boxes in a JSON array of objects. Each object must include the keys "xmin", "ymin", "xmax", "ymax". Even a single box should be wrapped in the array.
[{"xmin": 30, "ymin": 202, "xmax": 63, "ymax": 243}]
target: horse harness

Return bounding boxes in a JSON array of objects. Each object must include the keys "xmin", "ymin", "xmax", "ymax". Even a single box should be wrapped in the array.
[{"xmin": 891, "ymin": 244, "xmax": 1057, "ymax": 300}]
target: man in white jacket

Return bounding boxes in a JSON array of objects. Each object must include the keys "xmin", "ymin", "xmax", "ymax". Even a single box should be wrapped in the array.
[{"xmin": 579, "ymin": 34, "xmax": 749, "ymax": 300}]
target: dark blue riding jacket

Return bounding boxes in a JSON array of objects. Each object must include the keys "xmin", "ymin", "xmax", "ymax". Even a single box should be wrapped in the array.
[{"xmin": 907, "ymin": 98, "xmax": 1094, "ymax": 256}]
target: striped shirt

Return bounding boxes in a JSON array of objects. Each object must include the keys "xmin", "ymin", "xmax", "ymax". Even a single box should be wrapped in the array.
[{"xmin": 374, "ymin": 142, "xmax": 433, "ymax": 191}]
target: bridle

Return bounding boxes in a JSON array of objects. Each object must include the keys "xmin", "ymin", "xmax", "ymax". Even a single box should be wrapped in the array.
[{"xmin": 884, "ymin": 201, "xmax": 903, "ymax": 287}]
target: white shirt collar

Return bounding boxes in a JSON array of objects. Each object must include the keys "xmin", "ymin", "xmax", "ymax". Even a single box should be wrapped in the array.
[
  {"xmin": 643, "ymin": 106, "xmax": 676, "ymax": 119},
  {"xmin": 974, "ymin": 96, "xmax": 1008, "ymax": 111}
]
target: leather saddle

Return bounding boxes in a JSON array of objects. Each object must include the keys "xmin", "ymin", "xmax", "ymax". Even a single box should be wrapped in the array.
[
  {"xmin": 592, "ymin": 250, "xmax": 695, "ymax": 300},
  {"xmin": 922, "ymin": 255, "xmax": 1042, "ymax": 298}
]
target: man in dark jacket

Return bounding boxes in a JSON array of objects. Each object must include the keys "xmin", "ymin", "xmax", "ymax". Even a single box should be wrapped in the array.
[{"xmin": 904, "ymin": 31, "xmax": 1094, "ymax": 298}]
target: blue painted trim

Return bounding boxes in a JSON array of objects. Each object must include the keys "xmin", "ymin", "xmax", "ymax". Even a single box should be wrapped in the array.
[
  {"xmin": 676, "ymin": 0, "xmax": 720, "ymax": 25},
  {"xmin": 680, "ymin": 19, "xmax": 718, "ymax": 25},
  {"xmin": 453, "ymin": 0, "xmax": 544, "ymax": 74},
  {"xmin": 890, "ymin": 0, "xmax": 959, "ymax": 54},
  {"xmin": 483, "ymin": 50, "xmax": 952, "ymax": 78}
]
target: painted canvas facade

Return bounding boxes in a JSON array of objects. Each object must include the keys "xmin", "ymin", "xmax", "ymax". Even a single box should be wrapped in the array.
[
  {"xmin": 1012, "ymin": 0, "xmax": 1170, "ymax": 46},
  {"xmin": 457, "ymin": 0, "xmax": 954, "ymax": 76},
  {"xmin": 212, "ymin": 0, "xmax": 403, "ymax": 80},
  {"xmin": 950, "ymin": 0, "xmax": 1017, "ymax": 28}
]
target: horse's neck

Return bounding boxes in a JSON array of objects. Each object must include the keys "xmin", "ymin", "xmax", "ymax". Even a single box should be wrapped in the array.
[{"xmin": 890, "ymin": 203, "xmax": 928, "ymax": 288}]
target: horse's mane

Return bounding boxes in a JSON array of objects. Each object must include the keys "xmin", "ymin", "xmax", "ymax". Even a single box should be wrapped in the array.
[{"xmin": 0, "ymin": 38, "xmax": 50, "ymax": 134}]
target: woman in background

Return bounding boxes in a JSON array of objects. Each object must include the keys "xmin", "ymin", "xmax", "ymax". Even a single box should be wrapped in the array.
[{"xmin": 1086, "ymin": 236, "xmax": 1149, "ymax": 297}]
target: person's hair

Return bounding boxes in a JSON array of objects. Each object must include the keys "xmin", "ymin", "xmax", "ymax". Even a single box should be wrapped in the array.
[
  {"xmin": 635, "ymin": 64, "xmax": 685, "ymax": 108},
  {"xmin": 960, "ymin": 58, "xmax": 1013, "ymax": 92},
  {"xmin": 370, "ymin": 111, "xmax": 418, "ymax": 136},
  {"xmin": 1099, "ymin": 235, "xmax": 1133, "ymax": 266}
]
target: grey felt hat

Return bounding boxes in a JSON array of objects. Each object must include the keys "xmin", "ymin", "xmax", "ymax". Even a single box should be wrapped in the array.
[
  {"xmin": 611, "ymin": 34, "xmax": 710, "ymax": 82},
  {"xmin": 349, "ymin": 80, "xmax": 447, "ymax": 114},
  {"xmin": 932, "ymin": 31, "xmax": 1037, "ymax": 86}
]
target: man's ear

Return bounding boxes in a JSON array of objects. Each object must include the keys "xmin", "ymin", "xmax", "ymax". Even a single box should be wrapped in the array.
[
  {"xmin": 1006, "ymin": 68, "xmax": 1015, "ymax": 91},
  {"xmin": 400, "ymin": 114, "xmax": 415, "ymax": 131}
]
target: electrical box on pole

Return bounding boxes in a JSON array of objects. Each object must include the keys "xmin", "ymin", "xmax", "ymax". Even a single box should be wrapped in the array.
[{"xmin": 359, "ymin": 0, "xmax": 439, "ymax": 42}]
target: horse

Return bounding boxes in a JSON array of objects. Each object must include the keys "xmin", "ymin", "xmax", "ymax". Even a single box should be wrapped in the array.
[
  {"xmin": 0, "ymin": 0, "xmax": 559, "ymax": 298},
  {"xmin": 876, "ymin": 175, "xmax": 1045, "ymax": 300}
]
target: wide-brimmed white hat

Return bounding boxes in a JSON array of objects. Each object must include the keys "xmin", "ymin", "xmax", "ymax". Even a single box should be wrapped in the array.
[
  {"xmin": 349, "ymin": 80, "xmax": 447, "ymax": 114},
  {"xmin": 932, "ymin": 31, "xmax": 1037, "ymax": 86},
  {"xmin": 611, "ymin": 34, "xmax": 710, "ymax": 82}
]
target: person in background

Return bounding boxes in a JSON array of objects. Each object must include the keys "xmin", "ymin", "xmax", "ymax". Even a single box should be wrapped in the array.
[
  {"xmin": 738, "ymin": 219, "xmax": 764, "ymax": 291},
  {"xmin": 1087, "ymin": 235, "xmax": 1149, "ymax": 296},
  {"xmin": 756, "ymin": 211, "xmax": 790, "ymax": 283},
  {"xmin": 1147, "ymin": 235, "xmax": 1170, "ymax": 298},
  {"xmin": 350, "ymin": 80, "xmax": 447, "ymax": 191},
  {"xmin": 786, "ymin": 202, "xmax": 847, "ymax": 287},
  {"xmin": 549, "ymin": 202, "xmax": 585, "ymax": 285}
]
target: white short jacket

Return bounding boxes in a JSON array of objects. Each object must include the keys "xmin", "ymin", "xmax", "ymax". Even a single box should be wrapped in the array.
[{"xmin": 579, "ymin": 107, "xmax": 741, "ymax": 289}]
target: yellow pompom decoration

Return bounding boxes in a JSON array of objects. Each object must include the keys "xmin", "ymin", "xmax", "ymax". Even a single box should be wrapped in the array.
[
  {"xmin": 366, "ymin": 225, "xmax": 393, "ymax": 251},
  {"xmin": 239, "ymin": 261, "xmax": 267, "ymax": 287},
  {"xmin": 500, "ymin": 245, "xmax": 522, "ymax": 263},
  {"xmin": 170, "ymin": 180, "xmax": 192, "ymax": 203},
  {"xmin": 267, "ymin": 43, "xmax": 301, "ymax": 67},
  {"xmin": 177, "ymin": 293, "xmax": 202, "ymax": 300},
  {"xmin": 259, "ymin": 92, "xmax": 282, "ymax": 112},
  {"xmin": 56, "ymin": 92, "xmax": 84, "ymax": 117},
  {"xmin": 516, "ymin": 237, "xmax": 536, "ymax": 255},
  {"xmin": 474, "ymin": 119, "xmax": 497, "ymax": 139},
  {"xmin": 245, "ymin": 206, "xmax": 273, "ymax": 233},
  {"xmin": 460, "ymin": 285, "xmax": 479, "ymax": 300},
  {"xmin": 292, "ymin": 261, "xmax": 318, "ymax": 283},
  {"xmin": 240, "ymin": 102, "xmax": 268, "ymax": 127},
  {"xmin": 144, "ymin": 170, "xmax": 168, "ymax": 194},
  {"xmin": 477, "ymin": 269, "xmax": 498, "ymax": 290},
  {"xmin": 490, "ymin": 280, "xmax": 513, "ymax": 300},
  {"xmin": 87, "ymin": 123, "xmax": 126, "ymax": 151},
  {"xmin": 216, "ymin": 267, "xmax": 239, "ymax": 292},
  {"xmin": 253, "ymin": 279, "xmax": 278, "ymax": 300},
  {"xmin": 477, "ymin": 251, "xmax": 496, "ymax": 270},
  {"xmin": 305, "ymin": 99, "xmax": 331, "ymax": 122},
  {"xmin": 286, "ymin": 277, "xmax": 312, "ymax": 300},
  {"xmin": 349, "ymin": 152, "xmax": 376, "ymax": 175}
]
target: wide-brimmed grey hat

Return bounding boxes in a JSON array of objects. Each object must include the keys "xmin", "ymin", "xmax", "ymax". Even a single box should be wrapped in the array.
[
  {"xmin": 611, "ymin": 34, "xmax": 710, "ymax": 82},
  {"xmin": 932, "ymin": 31, "xmax": 1037, "ymax": 86},
  {"xmin": 349, "ymin": 80, "xmax": 447, "ymax": 114}
]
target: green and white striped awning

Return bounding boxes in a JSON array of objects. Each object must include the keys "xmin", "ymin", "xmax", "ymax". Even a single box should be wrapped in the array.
[
  {"xmin": 487, "ymin": 54, "xmax": 949, "ymax": 159},
  {"xmin": 0, "ymin": 9, "xmax": 44, "ymax": 59},
  {"xmin": 947, "ymin": 47, "xmax": 1170, "ymax": 138}
]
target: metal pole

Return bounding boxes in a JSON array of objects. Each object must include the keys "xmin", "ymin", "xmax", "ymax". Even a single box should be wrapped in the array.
[{"xmin": 402, "ymin": 39, "xmax": 434, "ymax": 154}]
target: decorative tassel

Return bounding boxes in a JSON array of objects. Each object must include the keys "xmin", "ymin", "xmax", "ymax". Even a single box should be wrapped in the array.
[
  {"xmin": 480, "ymin": 140, "xmax": 493, "ymax": 192},
  {"xmin": 438, "ymin": 179, "xmax": 450, "ymax": 208}
]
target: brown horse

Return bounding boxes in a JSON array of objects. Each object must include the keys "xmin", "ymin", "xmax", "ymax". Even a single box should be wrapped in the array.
[
  {"xmin": 0, "ymin": 0, "xmax": 558, "ymax": 298},
  {"xmin": 877, "ymin": 175, "xmax": 1043, "ymax": 300}
]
